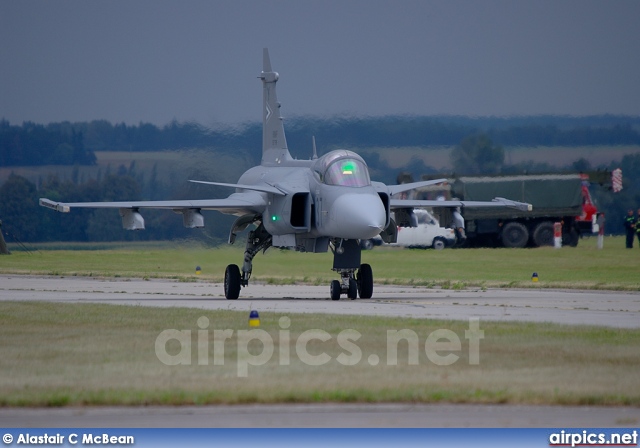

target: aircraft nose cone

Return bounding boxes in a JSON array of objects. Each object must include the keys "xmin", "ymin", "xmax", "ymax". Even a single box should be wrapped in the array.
[{"xmin": 329, "ymin": 193, "xmax": 386, "ymax": 239}]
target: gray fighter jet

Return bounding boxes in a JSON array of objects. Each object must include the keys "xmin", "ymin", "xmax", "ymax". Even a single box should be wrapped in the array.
[{"xmin": 40, "ymin": 49, "xmax": 531, "ymax": 300}]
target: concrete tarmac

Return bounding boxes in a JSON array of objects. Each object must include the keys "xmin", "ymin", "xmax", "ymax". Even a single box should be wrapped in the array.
[
  {"xmin": 1, "ymin": 275, "xmax": 639, "ymax": 328},
  {"xmin": 1, "ymin": 403, "xmax": 639, "ymax": 428},
  {"xmin": 1, "ymin": 274, "xmax": 639, "ymax": 428}
]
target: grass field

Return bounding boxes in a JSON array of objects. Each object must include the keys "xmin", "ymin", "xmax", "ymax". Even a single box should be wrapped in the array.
[
  {"xmin": 1, "ymin": 236, "xmax": 639, "ymax": 290},
  {"xmin": 1, "ymin": 302, "xmax": 638, "ymax": 407},
  {"xmin": 1, "ymin": 240, "xmax": 639, "ymax": 407}
]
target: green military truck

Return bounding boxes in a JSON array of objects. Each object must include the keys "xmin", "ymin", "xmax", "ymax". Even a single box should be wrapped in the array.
[
  {"xmin": 398, "ymin": 171, "xmax": 611, "ymax": 247},
  {"xmin": 448, "ymin": 174, "xmax": 597, "ymax": 248}
]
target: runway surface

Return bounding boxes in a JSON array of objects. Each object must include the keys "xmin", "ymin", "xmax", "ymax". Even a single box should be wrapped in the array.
[
  {"xmin": 1, "ymin": 403, "xmax": 639, "ymax": 428},
  {"xmin": 2, "ymin": 274, "xmax": 639, "ymax": 428},
  {"xmin": 1, "ymin": 275, "xmax": 639, "ymax": 328}
]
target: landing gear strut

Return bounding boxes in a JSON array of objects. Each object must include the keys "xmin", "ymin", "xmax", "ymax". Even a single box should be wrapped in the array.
[
  {"xmin": 329, "ymin": 239, "xmax": 373, "ymax": 300},
  {"xmin": 331, "ymin": 271, "xmax": 359, "ymax": 300},
  {"xmin": 224, "ymin": 231, "xmax": 374, "ymax": 301},
  {"xmin": 224, "ymin": 222, "xmax": 272, "ymax": 300}
]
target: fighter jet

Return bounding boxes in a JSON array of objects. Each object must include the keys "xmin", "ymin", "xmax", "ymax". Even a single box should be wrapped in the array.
[{"xmin": 40, "ymin": 49, "xmax": 531, "ymax": 301}]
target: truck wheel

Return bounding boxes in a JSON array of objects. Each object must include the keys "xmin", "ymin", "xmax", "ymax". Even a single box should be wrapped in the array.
[
  {"xmin": 562, "ymin": 228, "xmax": 579, "ymax": 247},
  {"xmin": 532, "ymin": 221, "xmax": 554, "ymax": 247},
  {"xmin": 501, "ymin": 222, "xmax": 529, "ymax": 248},
  {"xmin": 360, "ymin": 239, "xmax": 374, "ymax": 250},
  {"xmin": 432, "ymin": 237, "xmax": 446, "ymax": 250}
]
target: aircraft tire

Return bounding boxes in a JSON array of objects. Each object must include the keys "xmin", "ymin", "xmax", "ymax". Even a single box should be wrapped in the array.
[
  {"xmin": 357, "ymin": 263, "xmax": 373, "ymax": 299},
  {"xmin": 330, "ymin": 280, "xmax": 341, "ymax": 301},
  {"xmin": 348, "ymin": 278, "xmax": 358, "ymax": 300},
  {"xmin": 224, "ymin": 264, "xmax": 241, "ymax": 300}
]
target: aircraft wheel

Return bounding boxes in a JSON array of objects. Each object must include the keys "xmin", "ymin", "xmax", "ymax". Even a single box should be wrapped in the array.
[
  {"xmin": 330, "ymin": 280, "xmax": 341, "ymax": 301},
  {"xmin": 357, "ymin": 263, "xmax": 373, "ymax": 299},
  {"xmin": 348, "ymin": 277, "xmax": 358, "ymax": 300},
  {"xmin": 224, "ymin": 264, "xmax": 241, "ymax": 300}
]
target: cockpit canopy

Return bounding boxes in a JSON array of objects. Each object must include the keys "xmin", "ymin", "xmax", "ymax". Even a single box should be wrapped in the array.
[{"xmin": 313, "ymin": 150, "xmax": 371, "ymax": 187}]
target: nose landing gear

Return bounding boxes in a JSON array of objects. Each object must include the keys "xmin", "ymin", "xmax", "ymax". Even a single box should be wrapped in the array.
[
  {"xmin": 225, "ymin": 232, "xmax": 375, "ymax": 301},
  {"xmin": 330, "ymin": 239, "xmax": 373, "ymax": 300}
]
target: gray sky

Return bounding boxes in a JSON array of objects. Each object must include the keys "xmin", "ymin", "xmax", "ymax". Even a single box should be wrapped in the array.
[{"xmin": 2, "ymin": 0, "xmax": 640, "ymax": 127}]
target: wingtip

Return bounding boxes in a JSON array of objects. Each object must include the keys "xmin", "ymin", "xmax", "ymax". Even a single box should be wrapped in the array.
[{"xmin": 39, "ymin": 198, "xmax": 70, "ymax": 213}]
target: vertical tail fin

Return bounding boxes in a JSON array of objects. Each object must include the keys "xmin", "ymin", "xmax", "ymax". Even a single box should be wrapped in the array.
[
  {"xmin": 260, "ymin": 48, "xmax": 291, "ymax": 165},
  {"xmin": 312, "ymin": 136, "xmax": 318, "ymax": 160}
]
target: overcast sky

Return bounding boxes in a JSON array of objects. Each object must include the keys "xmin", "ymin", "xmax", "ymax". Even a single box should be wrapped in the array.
[{"xmin": 2, "ymin": 0, "xmax": 640, "ymax": 127}]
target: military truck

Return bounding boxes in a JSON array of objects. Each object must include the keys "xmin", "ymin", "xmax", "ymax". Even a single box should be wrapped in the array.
[{"xmin": 418, "ymin": 173, "xmax": 601, "ymax": 248}]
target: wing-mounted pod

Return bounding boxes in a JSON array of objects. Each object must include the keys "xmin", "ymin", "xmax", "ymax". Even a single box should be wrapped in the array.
[
  {"xmin": 174, "ymin": 208, "xmax": 205, "ymax": 228},
  {"xmin": 119, "ymin": 208, "xmax": 145, "ymax": 230}
]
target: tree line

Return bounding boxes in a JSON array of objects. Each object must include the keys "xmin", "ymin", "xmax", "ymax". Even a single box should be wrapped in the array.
[
  {"xmin": 1, "ymin": 144, "xmax": 638, "ymax": 244},
  {"xmin": 0, "ymin": 168, "xmax": 235, "ymax": 246},
  {"xmin": 2, "ymin": 115, "xmax": 640, "ymax": 167},
  {"xmin": 0, "ymin": 120, "xmax": 97, "ymax": 166},
  {"xmin": 1, "ymin": 115, "xmax": 639, "ymax": 244}
]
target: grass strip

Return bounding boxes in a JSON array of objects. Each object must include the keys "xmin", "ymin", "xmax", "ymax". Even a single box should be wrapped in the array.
[
  {"xmin": 1, "ymin": 301, "xmax": 638, "ymax": 407},
  {"xmin": 1, "ymin": 236, "xmax": 639, "ymax": 291}
]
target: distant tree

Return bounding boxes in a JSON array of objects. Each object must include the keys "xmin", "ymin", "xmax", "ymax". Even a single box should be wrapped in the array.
[
  {"xmin": 501, "ymin": 160, "xmax": 556, "ymax": 175},
  {"xmin": 71, "ymin": 129, "xmax": 96, "ymax": 165},
  {"xmin": 0, "ymin": 121, "xmax": 96, "ymax": 166},
  {"xmin": 85, "ymin": 173, "xmax": 142, "ymax": 241},
  {"xmin": 450, "ymin": 134, "xmax": 504, "ymax": 175},
  {"xmin": 0, "ymin": 220, "xmax": 10, "ymax": 254},
  {"xmin": 52, "ymin": 143, "xmax": 75, "ymax": 164},
  {"xmin": 571, "ymin": 158, "xmax": 592, "ymax": 172},
  {"xmin": 0, "ymin": 174, "xmax": 40, "ymax": 241}
]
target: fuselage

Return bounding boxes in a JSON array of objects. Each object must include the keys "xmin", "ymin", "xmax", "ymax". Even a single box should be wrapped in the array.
[{"xmin": 236, "ymin": 150, "xmax": 387, "ymax": 241}]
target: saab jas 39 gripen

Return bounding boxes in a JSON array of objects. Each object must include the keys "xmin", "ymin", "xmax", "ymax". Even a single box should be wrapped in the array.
[{"xmin": 41, "ymin": 49, "xmax": 531, "ymax": 301}]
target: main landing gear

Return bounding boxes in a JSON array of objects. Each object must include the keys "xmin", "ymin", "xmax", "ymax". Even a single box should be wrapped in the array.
[
  {"xmin": 330, "ymin": 239, "xmax": 373, "ymax": 300},
  {"xmin": 223, "ymin": 230, "xmax": 374, "ymax": 301},
  {"xmin": 330, "ymin": 264, "xmax": 373, "ymax": 300},
  {"xmin": 224, "ymin": 222, "xmax": 271, "ymax": 300}
]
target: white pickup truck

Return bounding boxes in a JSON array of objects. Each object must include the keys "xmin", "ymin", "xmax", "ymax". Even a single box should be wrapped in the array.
[{"xmin": 363, "ymin": 209, "xmax": 457, "ymax": 250}]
